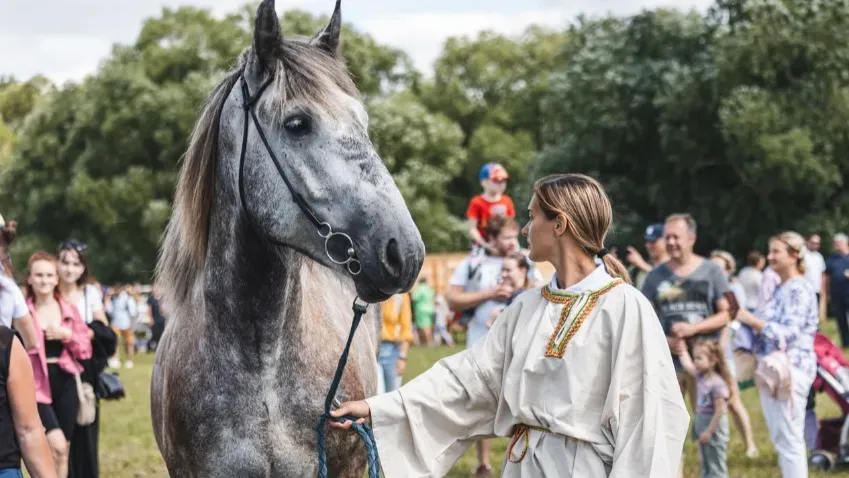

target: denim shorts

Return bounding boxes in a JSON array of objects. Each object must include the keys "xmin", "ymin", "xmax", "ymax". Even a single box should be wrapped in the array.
[{"xmin": 0, "ymin": 468, "xmax": 23, "ymax": 478}]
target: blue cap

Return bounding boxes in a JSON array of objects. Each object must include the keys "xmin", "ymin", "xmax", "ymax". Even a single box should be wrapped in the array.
[
  {"xmin": 644, "ymin": 223, "xmax": 664, "ymax": 241},
  {"xmin": 479, "ymin": 163, "xmax": 509, "ymax": 182}
]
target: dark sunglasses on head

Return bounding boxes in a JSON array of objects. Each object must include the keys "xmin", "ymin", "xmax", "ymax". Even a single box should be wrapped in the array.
[{"xmin": 59, "ymin": 240, "xmax": 87, "ymax": 253}]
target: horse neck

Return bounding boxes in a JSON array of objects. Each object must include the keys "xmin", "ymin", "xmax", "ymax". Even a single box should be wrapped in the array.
[{"xmin": 202, "ymin": 191, "xmax": 301, "ymax": 348}]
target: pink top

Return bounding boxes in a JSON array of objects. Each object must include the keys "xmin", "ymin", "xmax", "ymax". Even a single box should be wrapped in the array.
[{"xmin": 27, "ymin": 295, "xmax": 92, "ymax": 404}]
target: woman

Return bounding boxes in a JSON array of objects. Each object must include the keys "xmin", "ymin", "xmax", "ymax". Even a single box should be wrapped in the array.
[
  {"xmin": 1, "ymin": 324, "xmax": 56, "ymax": 478},
  {"xmin": 56, "ymin": 241, "xmax": 114, "ymax": 478},
  {"xmin": 332, "ymin": 174, "xmax": 688, "ymax": 477},
  {"xmin": 709, "ymin": 250, "xmax": 759, "ymax": 458},
  {"xmin": 25, "ymin": 252, "xmax": 91, "ymax": 478},
  {"xmin": 737, "ymin": 232, "xmax": 818, "ymax": 477},
  {"xmin": 487, "ymin": 252, "xmax": 533, "ymax": 328},
  {"xmin": 377, "ymin": 294, "xmax": 414, "ymax": 393},
  {"xmin": 104, "ymin": 284, "xmax": 136, "ymax": 369}
]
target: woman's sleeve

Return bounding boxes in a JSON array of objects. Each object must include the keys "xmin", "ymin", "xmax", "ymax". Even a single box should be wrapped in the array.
[
  {"xmin": 602, "ymin": 292, "xmax": 690, "ymax": 478},
  {"xmin": 365, "ymin": 303, "xmax": 514, "ymax": 478},
  {"xmin": 760, "ymin": 284, "xmax": 813, "ymax": 348}
]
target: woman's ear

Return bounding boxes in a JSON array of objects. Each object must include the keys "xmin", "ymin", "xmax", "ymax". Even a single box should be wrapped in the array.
[{"xmin": 554, "ymin": 215, "xmax": 568, "ymax": 237}]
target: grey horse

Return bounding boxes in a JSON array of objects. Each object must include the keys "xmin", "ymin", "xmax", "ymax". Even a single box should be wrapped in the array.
[{"xmin": 150, "ymin": 1, "xmax": 425, "ymax": 476}]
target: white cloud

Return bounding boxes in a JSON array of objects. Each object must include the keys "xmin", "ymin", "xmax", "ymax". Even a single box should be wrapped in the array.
[
  {"xmin": 0, "ymin": 0, "xmax": 713, "ymax": 84},
  {"xmin": 362, "ymin": 10, "xmax": 568, "ymax": 74}
]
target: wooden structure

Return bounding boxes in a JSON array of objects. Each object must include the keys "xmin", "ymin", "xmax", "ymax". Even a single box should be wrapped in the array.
[{"xmin": 419, "ymin": 252, "xmax": 555, "ymax": 294}]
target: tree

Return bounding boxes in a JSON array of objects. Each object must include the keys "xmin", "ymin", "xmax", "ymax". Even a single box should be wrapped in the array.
[
  {"xmin": 535, "ymin": 0, "xmax": 849, "ymax": 258},
  {"xmin": 421, "ymin": 27, "xmax": 569, "ymax": 217},
  {"xmin": 369, "ymin": 91, "xmax": 468, "ymax": 251},
  {"xmin": 2, "ymin": 5, "xmax": 419, "ymax": 283}
]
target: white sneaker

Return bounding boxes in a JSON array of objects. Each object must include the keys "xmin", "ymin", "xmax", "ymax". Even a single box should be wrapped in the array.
[
  {"xmin": 108, "ymin": 359, "xmax": 121, "ymax": 369},
  {"xmin": 124, "ymin": 360, "xmax": 134, "ymax": 369}
]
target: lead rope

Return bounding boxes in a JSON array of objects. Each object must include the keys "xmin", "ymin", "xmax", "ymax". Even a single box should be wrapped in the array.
[
  {"xmin": 316, "ymin": 301, "xmax": 381, "ymax": 478},
  {"xmin": 236, "ymin": 72, "xmax": 380, "ymax": 476}
]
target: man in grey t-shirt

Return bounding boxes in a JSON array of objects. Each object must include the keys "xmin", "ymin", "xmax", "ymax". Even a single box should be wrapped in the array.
[{"xmin": 642, "ymin": 214, "xmax": 731, "ymax": 409}]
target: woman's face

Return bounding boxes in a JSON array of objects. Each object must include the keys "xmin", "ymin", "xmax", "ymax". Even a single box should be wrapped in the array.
[
  {"xmin": 522, "ymin": 196, "xmax": 557, "ymax": 263},
  {"xmin": 58, "ymin": 249, "xmax": 85, "ymax": 285},
  {"xmin": 500, "ymin": 258, "xmax": 526, "ymax": 290},
  {"xmin": 767, "ymin": 239, "xmax": 796, "ymax": 275},
  {"xmin": 28, "ymin": 259, "xmax": 58, "ymax": 297}
]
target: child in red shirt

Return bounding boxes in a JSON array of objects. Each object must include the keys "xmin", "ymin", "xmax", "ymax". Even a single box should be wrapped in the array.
[{"xmin": 466, "ymin": 163, "xmax": 515, "ymax": 253}]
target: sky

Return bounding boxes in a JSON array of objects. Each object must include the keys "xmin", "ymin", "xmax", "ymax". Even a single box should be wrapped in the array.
[{"xmin": 1, "ymin": 0, "xmax": 714, "ymax": 85}]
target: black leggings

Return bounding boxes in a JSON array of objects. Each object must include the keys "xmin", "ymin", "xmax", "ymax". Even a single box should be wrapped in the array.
[{"xmin": 37, "ymin": 364, "xmax": 78, "ymax": 441}]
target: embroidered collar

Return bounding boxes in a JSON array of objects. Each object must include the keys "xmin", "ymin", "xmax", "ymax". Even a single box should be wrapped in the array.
[{"xmin": 546, "ymin": 263, "xmax": 615, "ymax": 298}]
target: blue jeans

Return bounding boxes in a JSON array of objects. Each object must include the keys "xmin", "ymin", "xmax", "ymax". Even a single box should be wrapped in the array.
[
  {"xmin": 0, "ymin": 468, "xmax": 23, "ymax": 478},
  {"xmin": 378, "ymin": 341, "xmax": 401, "ymax": 392}
]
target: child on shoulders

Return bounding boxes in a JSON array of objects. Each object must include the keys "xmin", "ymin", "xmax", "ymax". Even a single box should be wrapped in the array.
[{"xmin": 466, "ymin": 163, "xmax": 514, "ymax": 254}]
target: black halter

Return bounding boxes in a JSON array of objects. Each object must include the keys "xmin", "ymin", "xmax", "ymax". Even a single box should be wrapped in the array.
[{"xmin": 236, "ymin": 70, "xmax": 361, "ymax": 275}]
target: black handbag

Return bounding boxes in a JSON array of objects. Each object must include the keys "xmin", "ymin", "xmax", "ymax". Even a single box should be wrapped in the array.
[
  {"xmin": 84, "ymin": 293, "xmax": 125, "ymax": 401},
  {"xmin": 96, "ymin": 371, "xmax": 125, "ymax": 400}
]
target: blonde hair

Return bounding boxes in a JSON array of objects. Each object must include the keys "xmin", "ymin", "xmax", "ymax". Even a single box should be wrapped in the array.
[
  {"xmin": 533, "ymin": 174, "xmax": 631, "ymax": 284},
  {"xmin": 771, "ymin": 231, "xmax": 807, "ymax": 274},
  {"xmin": 710, "ymin": 250, "xmax": 736, "ymax": 274}
]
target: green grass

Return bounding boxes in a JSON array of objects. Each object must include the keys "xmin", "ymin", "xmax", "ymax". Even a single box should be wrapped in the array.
[{"xmin": 42, "ymin": 321, "xmax": 849, "ymax": 477}]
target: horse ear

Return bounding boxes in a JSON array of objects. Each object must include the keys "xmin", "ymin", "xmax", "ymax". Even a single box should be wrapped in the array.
[
  {"xmin": 313, "ymin": 0, "xmax": 342, "ymax": 56},
  {"xmin": 253, "ymin": 0, "xmax": 283, "ymax": 71}
]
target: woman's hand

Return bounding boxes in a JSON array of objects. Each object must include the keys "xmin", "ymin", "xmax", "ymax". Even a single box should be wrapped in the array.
[
  {"xmin": 45, "ymin": 324, "xmax": 72, "ymax": 341},
  {"xmin": 329, "ymin": 400, "xmax": 371, "ymax": 430}
]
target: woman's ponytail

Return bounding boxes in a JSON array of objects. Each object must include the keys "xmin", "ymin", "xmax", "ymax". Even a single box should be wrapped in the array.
[{"xmin": 602, "ymin": 253, "xmax": 632, "ymax": 285}]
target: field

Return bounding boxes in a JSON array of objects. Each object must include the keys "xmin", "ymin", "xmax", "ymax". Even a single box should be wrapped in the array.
[{"xmin": 49, "ymin": 320, "xmax": 849, "ymax": 477}]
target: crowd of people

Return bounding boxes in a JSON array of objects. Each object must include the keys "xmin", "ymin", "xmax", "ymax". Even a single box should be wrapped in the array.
[
  {"xmin": 3, "ymin": 159, "xmax": 849, "ymax": 477},
  {"xmin": 363, "ymin": 163, "xmax": 849, "ymax": 478},
  {"xmin": 0, "ymin": 220, "xmax": 167, "ymax": 478}
]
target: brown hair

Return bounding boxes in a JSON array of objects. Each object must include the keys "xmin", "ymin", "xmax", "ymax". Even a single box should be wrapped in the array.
[
  {"xmin": 746, "ymin": 250, "xmax": 764, "ymax": 267},
  {"xmin": 503, "ymin": 252, "xmax": 532, "ymax": 289},
  {"xmin": 693, "ymin": 339, "xmax": 736, "ymax": 399},
  {"xmin": 25, "ymin": 251, "xmax": 59, "ymax": 299},
  {"xmin": 484, "ymin": 217, "xmax": 519, "ymax": 242},
  {"xmin": 58, "ymin": 245, "xmax": 91, "ymax": 286},
  {"xmin": 771, "ymin": 231, "xmax": 806, "ymax": 274},
  {"xmin": 533, "ymin": 174, "xmax": 631, "ymax": 284}
]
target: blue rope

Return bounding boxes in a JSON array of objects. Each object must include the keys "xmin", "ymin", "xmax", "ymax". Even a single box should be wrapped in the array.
[{"xmin": 316, "ymin": 301, "xmax": 381, "ymax": 478}]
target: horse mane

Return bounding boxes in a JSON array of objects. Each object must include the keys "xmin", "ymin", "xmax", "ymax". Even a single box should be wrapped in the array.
[{"xmin": 156, "ymin": 36, "xmax": 360, "ymax": 315}]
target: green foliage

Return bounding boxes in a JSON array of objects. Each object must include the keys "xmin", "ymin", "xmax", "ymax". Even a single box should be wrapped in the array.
[
  {"xmin": 6, "ymin": 0, "xmax": 849, "ymax": 282},
  {"xmin": 536, "ymin": 0, "xmax": 849, "ymax": 258}
]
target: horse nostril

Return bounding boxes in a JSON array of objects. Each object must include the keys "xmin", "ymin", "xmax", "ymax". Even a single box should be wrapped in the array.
[{"xmin": 384, "ymin": 238, "xmax": 404, "ymax": 278}]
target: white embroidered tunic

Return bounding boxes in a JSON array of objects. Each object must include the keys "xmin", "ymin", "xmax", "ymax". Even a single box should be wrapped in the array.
[{"xmin": 365, "ymin": 266, "xmax": 689, "ymax": 477}]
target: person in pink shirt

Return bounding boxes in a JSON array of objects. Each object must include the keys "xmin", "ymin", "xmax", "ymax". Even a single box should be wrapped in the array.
[{"xmin": 25, "ymin": 251, "xmax": 91, "ymax": 478}]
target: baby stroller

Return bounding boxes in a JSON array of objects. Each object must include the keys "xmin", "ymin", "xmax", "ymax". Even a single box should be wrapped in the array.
[{"xmin": 809, "ymin": 332, "xmax": 849, "ymax": 470}]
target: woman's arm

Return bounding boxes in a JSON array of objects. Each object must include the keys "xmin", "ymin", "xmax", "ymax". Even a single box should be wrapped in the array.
[
  {"xmin": 699, "ymin": 397, "xmax": 727, "ymax": 445},
  {"xmin": 605, "ymin": 293, "xmax": 690, "ymax": 478},
  {"xmin": 11, "ymin": 314, "xmax": 39, "ymax": 351},
  {"xmin": 8, "ymin": 338, "xmax": 57, "ymax": 478},
  {"xmin": 332, "ymin": 301, "xmax": 516, "ymax": 477}
]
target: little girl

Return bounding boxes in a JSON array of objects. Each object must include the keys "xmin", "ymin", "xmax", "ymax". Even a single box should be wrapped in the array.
[{"xmin": 677, "ymin": 339, "xmax": 732, "ymax": 478}]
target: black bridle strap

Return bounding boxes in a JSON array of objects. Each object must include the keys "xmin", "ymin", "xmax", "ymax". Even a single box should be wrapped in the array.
[{"xmin": 238, "ymin": 74, "xmax": 323, "ymax": 230}]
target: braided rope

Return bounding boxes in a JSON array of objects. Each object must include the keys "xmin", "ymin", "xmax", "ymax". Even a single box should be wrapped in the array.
[{"xmin": 316, "ymin": 300, "xmax": 381, "ymax": 478}]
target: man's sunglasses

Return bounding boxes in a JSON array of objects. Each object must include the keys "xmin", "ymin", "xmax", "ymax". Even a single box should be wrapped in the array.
[{"xmin": 59, "ymin": 240, "xmax": 87, "ymax": 253}]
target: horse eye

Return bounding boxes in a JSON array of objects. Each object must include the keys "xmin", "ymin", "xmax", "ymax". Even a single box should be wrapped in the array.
[{"xmin": 283, "ymin": 115, "xmax": 311, "ymax": 136}]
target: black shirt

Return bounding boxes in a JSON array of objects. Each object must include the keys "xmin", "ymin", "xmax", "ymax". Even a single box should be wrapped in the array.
[{"xmin": 0, "ymin": 326, "xmax": 21, "ymax": 470}]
